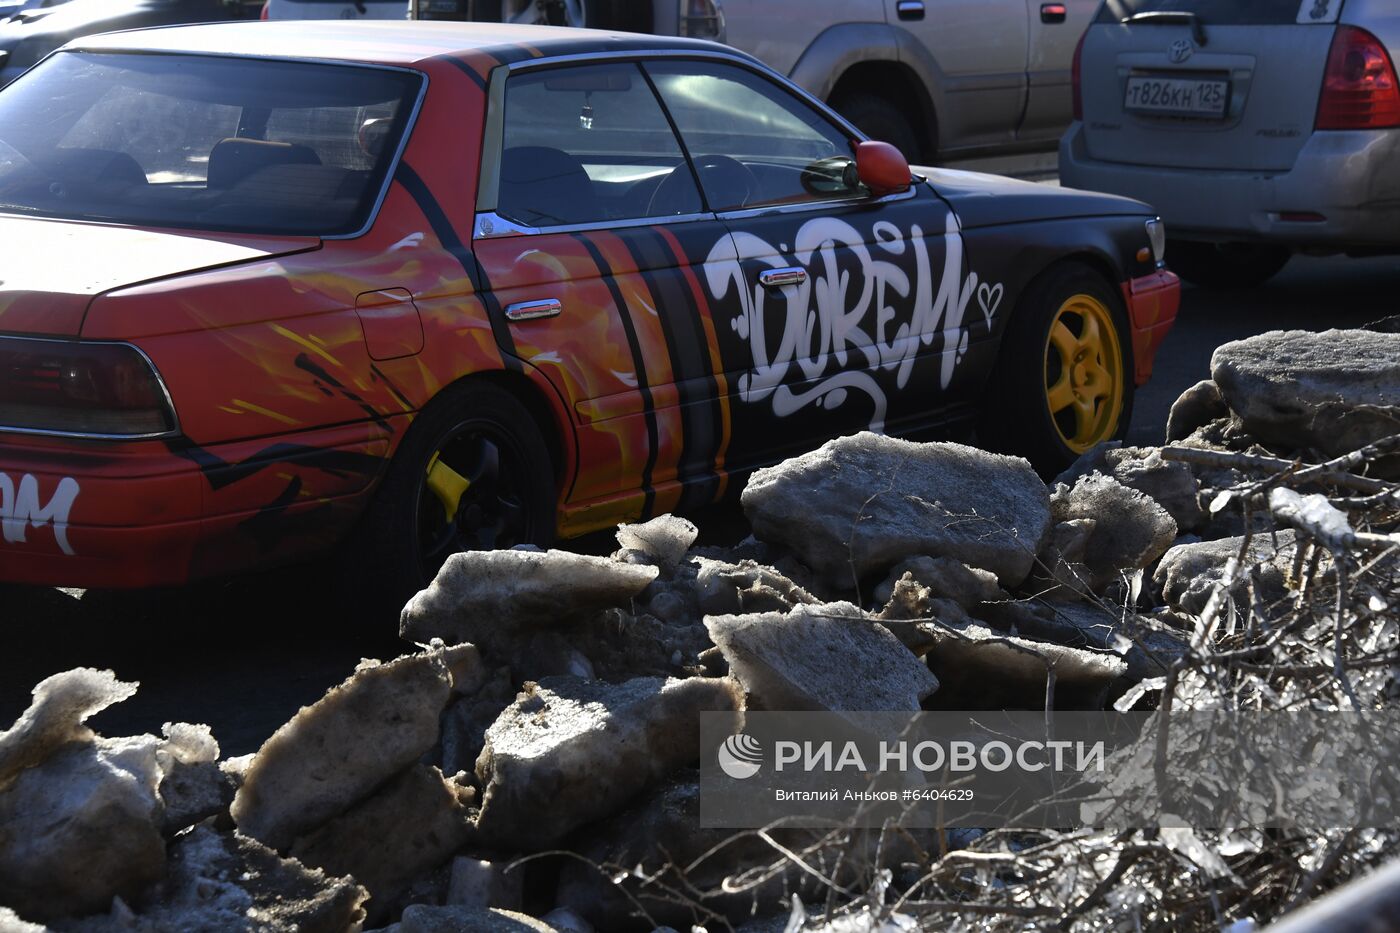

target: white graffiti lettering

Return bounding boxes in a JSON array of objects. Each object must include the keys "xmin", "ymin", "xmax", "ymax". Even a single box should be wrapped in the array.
[
  {"xmin": 705, "ymin": 213, "xmax": 1000, "ymax": 431},
  {"xmin": 0, "ymin": 473, "xmax": 80, "ymax": 555}
]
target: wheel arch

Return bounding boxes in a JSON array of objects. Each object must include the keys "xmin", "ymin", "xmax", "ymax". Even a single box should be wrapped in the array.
[
  {"xmin": 829, "ymin": 59, "xmax": 939, "ymax": 161},
  {"xmin": 414, "ymin": 366, "xmax": 575, "ymax": 496}
]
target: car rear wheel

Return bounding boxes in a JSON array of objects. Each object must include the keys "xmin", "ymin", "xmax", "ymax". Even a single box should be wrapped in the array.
[
  {"xmin": 979, "ymin": 263, "xmax": 1135, "ymax": 476},
  {"xmin": 830, "ymin": 92, "xmax": 924, "ymax": 164},
  {"xmin": 1167, "ymin": 240, "xmax": 1291, "ymax": 289},
  {"xmin": 358, "ymin": 381, "xmax": 556, "ymax": 609}
]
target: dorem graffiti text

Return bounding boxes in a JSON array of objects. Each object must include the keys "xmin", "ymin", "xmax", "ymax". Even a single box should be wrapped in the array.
[
  {"xmin": 706, "ymin": 212, "xmax": 1002, "ymax": 432},
  {"xmin": 0, "ymin": 472, "xmax": 80, "ymax": 555},
  {"xmin": 773, "ymin": 739, "xmax": 1107, "ymax": 775}
]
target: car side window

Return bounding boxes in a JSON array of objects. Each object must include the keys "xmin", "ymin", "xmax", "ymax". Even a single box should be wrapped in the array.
[
  {"xmin": 644, "ymin": 60, "xmax": 864, "ymax": 213},
  {"xmin": 497, "ymin": 63, "xmax": 703, "ymax": 228}
]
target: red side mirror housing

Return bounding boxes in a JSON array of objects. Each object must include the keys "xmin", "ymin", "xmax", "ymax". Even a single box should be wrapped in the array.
[{"xmin": 854, "ymin": 140, "xmax": 912, "ymax": 197}]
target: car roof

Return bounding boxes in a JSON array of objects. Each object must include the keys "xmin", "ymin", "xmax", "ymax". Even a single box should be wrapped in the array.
[{"xmin": 69, "ymin": 20, "xmax": 744, "ymax": 69}]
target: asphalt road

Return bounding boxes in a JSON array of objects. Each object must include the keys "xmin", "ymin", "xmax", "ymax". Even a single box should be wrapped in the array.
[{"xmin": 3, "ymin": 252, "xmax": 1397, "ymax": 755}]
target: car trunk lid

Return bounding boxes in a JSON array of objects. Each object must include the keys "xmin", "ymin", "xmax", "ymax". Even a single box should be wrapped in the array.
[
  {"xmin": 1080, "ymin": 0, "xmax": 1344, "ymax": 172},
  {"xmin": 0, "ymin": 217, "xmax": 320, "ymax": 337}
]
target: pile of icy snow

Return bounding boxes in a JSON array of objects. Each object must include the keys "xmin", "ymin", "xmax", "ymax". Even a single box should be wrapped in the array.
[{"xmin": 3, "ymin": 325, "xmax": 1395, "ymax": 931}]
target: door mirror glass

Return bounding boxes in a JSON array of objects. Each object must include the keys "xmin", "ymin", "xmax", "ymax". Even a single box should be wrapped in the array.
[{"xmin": 854, "ymin": 140, "xmax": 912, "ymax": 197}]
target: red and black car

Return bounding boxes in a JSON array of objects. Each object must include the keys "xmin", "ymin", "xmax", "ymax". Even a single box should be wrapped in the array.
[{"xmin": 0, "ymin": 21, "xmax": 1178, "ymax": 595}]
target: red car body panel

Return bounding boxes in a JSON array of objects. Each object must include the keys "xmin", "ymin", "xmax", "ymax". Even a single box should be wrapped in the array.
[
  {"xmin": 0, "ymin": 22, "xmax": 1179, "ymax": 588},
  {"xmin": 1122, "ymin": 269, "xmax": 1181, "ymax": 386}
]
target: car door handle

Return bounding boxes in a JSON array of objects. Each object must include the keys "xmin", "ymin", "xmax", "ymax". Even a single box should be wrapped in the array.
[
  {"xmin": 758, "ymin": 268, "xmax": 808, "ymax": 289},
  {"xmin": 896, "ymin": 0, "xmax": 925, "ymax": 21},
  {"xmin": 1041, "ymin": 3, "xmax": 1067, "ymax": 23},
  {"xmin": 504, "ymin": 298, "xmax": 562, "ymax": 321}
]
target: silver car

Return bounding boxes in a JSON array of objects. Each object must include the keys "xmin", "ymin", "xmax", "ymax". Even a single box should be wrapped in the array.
[{"xmin": 1061, "ymin": 0, "xmax": 1400, "ymax": 288}]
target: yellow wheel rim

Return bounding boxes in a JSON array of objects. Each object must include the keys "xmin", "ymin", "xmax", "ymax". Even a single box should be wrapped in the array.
[
  {"xmin": 1043, "ymin": 293, "xmax": 1125, "ymax": 454},
  {"xmin": 425, "ymin": 451, "xmax": 472, "ymax": 524}
]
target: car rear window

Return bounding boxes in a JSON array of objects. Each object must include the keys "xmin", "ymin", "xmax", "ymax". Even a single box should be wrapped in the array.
[
  {"xmin": 1097, "ymin": 0, "xmax": 1340, "ymax": 25},
  {"xmin": 0, "ymin": 51, "xmax": 422, "ymax": 236}
]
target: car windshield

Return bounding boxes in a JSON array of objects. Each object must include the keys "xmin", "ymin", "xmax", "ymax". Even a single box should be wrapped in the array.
[
  {"xmin": 0, "ymin": 51, "xmax": 421, "ymax": 236},
  {"xmin": 1096, "ymin": 0, "xmax": 1321, "ymax": 25}
]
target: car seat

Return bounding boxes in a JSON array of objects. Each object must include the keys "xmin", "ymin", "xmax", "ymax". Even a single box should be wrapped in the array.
[
  {"xmin": 207, "ymin": 138, "xmax": 321, "ymax": 189},
  {"xmin": 498, "ymin": 145, "xmax": 601, "ymax": 226}
]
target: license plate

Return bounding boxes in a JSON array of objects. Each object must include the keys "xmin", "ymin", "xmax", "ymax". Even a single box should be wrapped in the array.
[{"xmin": 1124, "ymin": 76, "xmax": 1230, "ymax": 118}]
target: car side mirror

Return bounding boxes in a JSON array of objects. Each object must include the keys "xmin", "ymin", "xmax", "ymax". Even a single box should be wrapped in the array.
[{"xmin": 854, "ymin": 141, "xmax": 912, "ymax": 197}]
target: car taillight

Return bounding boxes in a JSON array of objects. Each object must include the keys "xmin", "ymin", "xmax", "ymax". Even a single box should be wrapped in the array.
[
  {"xmin": 1072, "ymin": 30, "xmax": 1087, "ymax": 121},
  {"xmin": 0, "ymin": 338, "xmax": 177, "ymax": 437},
  {"xmin": 260, "ymin": 1, "xmax": 269, "ymax": 20},
  {"xmin": 679, "ymin": 0, "xmax": 724, "ymax": 41},
  {"xmin": 1316, "ymin": 26, "xmax": 1400, "ymax": 130}
]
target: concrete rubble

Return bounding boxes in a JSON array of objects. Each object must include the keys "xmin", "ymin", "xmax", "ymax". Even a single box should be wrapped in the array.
[
  {"xmin": 740, "ymin": 434, "xmax": 1051, "ymax": 588},
  {"xmin": 231, "ymin": 644, "xmax": 478, "ymax": 851},
  {"xmin": 1048, "ymin": 472, "xmax": 1178, "ymax": 593},
  {"xmin": 3, "ymin": 326, "xmax": 1392, "ymax": 930},
  {"xmin": 400, "ymin": 549, "xmax": 659, "ymax": 647},
  {"xmin": 1154, "ymin": 530, "xmax": 1301, "ymax": 616},
  {"xmin": 1211, "ymin": 328, "xmax": 1400, "ymax": 458},
  {"xmin": 706, "ymin": 604, "xmax": 939, "ymax": 714},
  {"xmin": 473, "ymin": 675, "xmax": 743, "ymax": 851}
]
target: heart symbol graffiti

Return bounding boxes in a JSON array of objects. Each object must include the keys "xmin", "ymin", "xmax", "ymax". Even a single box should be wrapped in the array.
[{"xmin": 978, "ymin": 282, "xmax": 1004, "ymax": 326}]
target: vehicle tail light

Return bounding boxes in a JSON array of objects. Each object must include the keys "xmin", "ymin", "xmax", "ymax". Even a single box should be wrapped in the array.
[
  {"xmin": 1316, "ymin": 26, "xmax": 1400, "ymax": 130},
  {"xmin": 1072, "ymin": 29, "xmax": 1088, "ymax": 121},
  {"xmin": 0, "ymin": 338, "xmax": 177, "ymax": 437},
  {"xmin": 679, "ymin": 0, "xmax": 725, "ymax": 41},
  {"xmin": 260, "ymin": 1, "xmax": 269, "ymax": 20}
]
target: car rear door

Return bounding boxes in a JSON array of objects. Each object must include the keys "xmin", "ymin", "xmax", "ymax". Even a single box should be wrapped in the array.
[
  {"xmin": 1078, "ymin": 0, "xmax": 1345, "ymax": 172},
  {"xmin": 888, "ymin": 0, "xmax": 1030, "ymax": 151},
  {"xmin": 1019, "ymin": 0, "xmax": 1099, "ymax": 143},
  {"xmin": 472, "ymin": 61, "xmax": 744, "ymax": 518}
]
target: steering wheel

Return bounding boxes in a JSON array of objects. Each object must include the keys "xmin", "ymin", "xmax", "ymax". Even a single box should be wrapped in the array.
[{"xmin": 646, "ymin": 154, "xmax": 759, "ymax": 216}]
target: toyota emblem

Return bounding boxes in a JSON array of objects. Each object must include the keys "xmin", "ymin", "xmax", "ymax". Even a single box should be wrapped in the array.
[{"xmin": 1168, "ymin": 39, "xmax": 1194, "ymax": 63}]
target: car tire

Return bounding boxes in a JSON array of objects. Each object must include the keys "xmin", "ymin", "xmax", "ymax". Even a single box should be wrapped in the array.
[
  {"xmin": 1167, "ymin": 240, "xmax": 1291, "ymax": 289},
  {"xmin": 978, "ymin": 262, "xmax": 1135, "ymax": 476},
  {"xmin": 830, "ymin": 92, "xmax": 924, "ymax": 164},
  {"xmin": 356, "ymin": 380, "xmax": 557, "ymax": 609}
]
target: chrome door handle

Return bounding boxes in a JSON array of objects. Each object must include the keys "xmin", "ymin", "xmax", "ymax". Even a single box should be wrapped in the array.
[
  {"xmin": 758, "ymin": 268, "xmax": 808, "ymax": 289},
  {"xmin": 504, "ymin": 298, "xmax": 561, "ymax": 321},
  {"xmin": 896, "ymin": 0, "xmax": 925, "ymax": 21}
]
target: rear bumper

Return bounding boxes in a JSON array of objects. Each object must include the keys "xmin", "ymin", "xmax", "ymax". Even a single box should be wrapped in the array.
[
  {"xmin": 0, "ymin": 424, "xmax": 389, "ymax": 589},
  {"xmin": 1123, "ymin": 269, "xmax": 1180, "ymax": 386},
  {"xmin": 1061, "ymin": 123, "xmax": 1400, "ymax": 248}
]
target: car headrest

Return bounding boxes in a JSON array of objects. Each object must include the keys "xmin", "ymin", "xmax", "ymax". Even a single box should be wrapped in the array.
[
  {"xmin": 498, "ymin": 145, "xmax": 601, "ymax": 226},
  {"xmin": 49, "ymin": 149, "xmax": 147, "ymax": 187},
  {"xmin": 207, "ymin": 138, "xmax": 321, "ymax": 190}
]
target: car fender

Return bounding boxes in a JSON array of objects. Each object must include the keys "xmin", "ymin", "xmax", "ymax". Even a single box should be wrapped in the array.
[
  {"xmin": 788, "ymin": 22, "xmax": 907, "ymax": 104},
  {"xmin": 957, "ymin": 213, "xmax": 1156, "ymax": 383}
]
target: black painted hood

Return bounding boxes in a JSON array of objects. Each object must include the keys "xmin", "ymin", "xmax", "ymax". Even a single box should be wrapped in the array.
[{"xmin": 916, "ymin": 167, "xmax": 1155, "ymax": 230}]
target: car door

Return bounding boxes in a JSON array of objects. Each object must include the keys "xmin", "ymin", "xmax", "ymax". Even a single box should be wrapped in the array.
[
  {"xmin": 888, "ymin": 0, "xmax": 1030, "ymax": 151},
  {"xmin": 472, "ymin": 61, "xmax": 746, "ymax": 521},
  {"xmin": 1019, "ymin": 0, "xmax": 1099, "ymax": 143},
  {"xmin": 645, "ymin": 59, "xmax": 1002, "ymax": 466}
]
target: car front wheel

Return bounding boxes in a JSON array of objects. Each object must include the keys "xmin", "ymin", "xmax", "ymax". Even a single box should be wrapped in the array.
[
  {"xmin": 1167, "ymin": 240, "xmax": 1291, "ymax": 289},
  {"xmin": 359, "ymin": 381, "xmax": 556, "ymax": 608},
  {"xmin": 979, "ymin": 263, "xmax": 1135, "ymax": 476}
]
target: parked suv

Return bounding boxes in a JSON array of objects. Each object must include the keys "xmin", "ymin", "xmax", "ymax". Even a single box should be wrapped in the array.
[
  {"xmin": 271, "ymin": 0, "xmax": 1099, "ymax": 165},
  {"xmin": 1061, "ymin": 0, "xmax": 1400, "ymax": 288}
]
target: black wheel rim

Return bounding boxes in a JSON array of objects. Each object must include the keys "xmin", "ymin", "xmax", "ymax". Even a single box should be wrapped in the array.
[{"xmin": 415, "ymin": 422, "xmax": 532, "ymax": 578}]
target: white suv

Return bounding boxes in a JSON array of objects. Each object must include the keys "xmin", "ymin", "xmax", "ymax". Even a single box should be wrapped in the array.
[{"xmin": 270, "ymin": 0, "xmax": 1100, "ymax": 166}]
